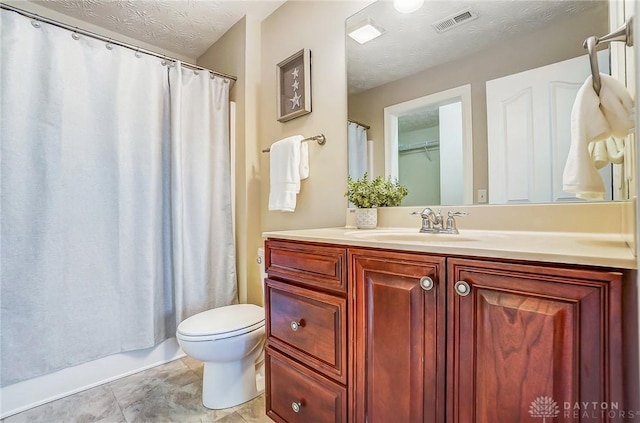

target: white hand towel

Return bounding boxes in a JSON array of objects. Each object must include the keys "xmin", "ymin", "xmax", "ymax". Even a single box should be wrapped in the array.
[
  {"xmin": 268, "ymin": 135, "xmax": 305, "ymax": 212},
  {"xmin": 562, "ymin": 73, "xmax": 634, "ymax": 200},
  {"xmin": 299, "ymin": 141, "xmax": 309, "ymax": 185}
]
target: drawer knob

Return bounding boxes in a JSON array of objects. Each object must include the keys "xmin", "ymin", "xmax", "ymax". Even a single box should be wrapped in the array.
[
  {"xmin": 292, "ymin": 401, "xmax": 302, "ymax": 413},
  {"xmin": 455, "ymin": 280, "xmax": 471, "ymax": 296},
  {"xmin": 290, "ymin": 320, "xmax": 302, "ymax": 331},
  {"xmin": 419, "ymin": 276, "xmax": 434, "ymax": 291}
]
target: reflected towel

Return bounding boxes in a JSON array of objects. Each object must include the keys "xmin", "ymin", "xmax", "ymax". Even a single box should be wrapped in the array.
[
  {"xmin": 606, "ymin": 137, "xmax": 625, "ymax": 164},
  {"xmin": 588, "ymin": 140, "xmax": 609, "ymax": 169},
  {"xmin": 588, "ymin": 137, "xmax": 625, "ymax": 169},
  {"xmin": 268, "ymin": 135, "xmax": 305, "ymax": 212},
  {"xmin": 562, "ymin": 73, "xmax": 634, "ymax": 200}
]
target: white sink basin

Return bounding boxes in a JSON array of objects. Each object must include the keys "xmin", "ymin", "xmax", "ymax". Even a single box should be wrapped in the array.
[{"xmin": 345, "ymin": 229, "xmax": 477, "ymax": 243}]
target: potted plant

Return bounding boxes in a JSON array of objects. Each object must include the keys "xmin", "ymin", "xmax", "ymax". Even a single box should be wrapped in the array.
[{"xmin": 345, "ymin": 173, "xmax": 408, "ymax": 229}]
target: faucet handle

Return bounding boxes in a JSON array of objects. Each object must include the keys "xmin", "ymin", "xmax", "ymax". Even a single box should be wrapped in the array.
[
  {"xmin": 448, "ymin": 211, "xmax": 468, "ymax": 218},
  {"xmin": 445, "ymin": 211, "xmax": 468, "ymax": 233}
]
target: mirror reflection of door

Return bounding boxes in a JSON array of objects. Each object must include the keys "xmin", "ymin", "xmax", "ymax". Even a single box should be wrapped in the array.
[
  {"xmin": 486, "ymin": 50, "xmax": 612, "ymax": 203},
  {"xmin": 397, "ymin": 101, "xmax": 464, "ymax": 206},
  {"xmin": 397, "ymin": 105, "xmax": 442, "ymax": 206},
  {"xmin": 384, "ymin": 84, "xmax": 473, "ymax": 207}
]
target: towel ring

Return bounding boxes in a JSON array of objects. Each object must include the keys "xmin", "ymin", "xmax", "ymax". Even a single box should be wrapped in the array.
[
  {"xmin": 584, "ymin": 36, "xmax": 601, "ymax": 95},
  {"xmin": 583, "ymin": 16, "xmax": 635, "ymax": 96}
]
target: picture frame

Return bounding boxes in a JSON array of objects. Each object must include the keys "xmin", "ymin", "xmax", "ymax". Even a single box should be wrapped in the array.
[{"xmin": 276, "ymin": 49, "xmax": 311, "ymax": 122}]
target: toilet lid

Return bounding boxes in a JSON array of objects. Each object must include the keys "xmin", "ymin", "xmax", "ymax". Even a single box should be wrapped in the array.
[{"xmin": 177, "ymin": 304, "xmax": 264, "ymax": 337}]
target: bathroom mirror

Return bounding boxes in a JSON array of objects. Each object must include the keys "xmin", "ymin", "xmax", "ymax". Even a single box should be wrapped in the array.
[{"xmin": 347, "ymin": 0, "xmax": 633, "ymax": 205}]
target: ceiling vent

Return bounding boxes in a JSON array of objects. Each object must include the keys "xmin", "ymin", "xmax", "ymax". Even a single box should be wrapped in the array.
[{"xmin": 432, "ymin": 9, "xmax": 478, "ymax": 33}]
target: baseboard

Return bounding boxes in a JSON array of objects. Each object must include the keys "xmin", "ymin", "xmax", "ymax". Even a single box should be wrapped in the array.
[{"xmin": 0, "ymin": 338, "xmax": 184, "ymax": 419}]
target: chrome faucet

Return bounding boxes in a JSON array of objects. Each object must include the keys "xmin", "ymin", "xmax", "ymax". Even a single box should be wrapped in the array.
[{"xmin": 412, "ymin": 209, "xmax": 468, "ymax": 234}]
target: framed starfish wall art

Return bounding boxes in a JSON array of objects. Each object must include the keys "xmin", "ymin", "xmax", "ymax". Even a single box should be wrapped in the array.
[{"xmin": 276, "ymin": 49, "xmax": 311, "ymax": 122}]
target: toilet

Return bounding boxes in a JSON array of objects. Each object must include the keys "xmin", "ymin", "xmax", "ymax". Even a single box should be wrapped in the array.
[{"xmin": 176, "ymin": 250, "xmax": 266, "ymax": 410}]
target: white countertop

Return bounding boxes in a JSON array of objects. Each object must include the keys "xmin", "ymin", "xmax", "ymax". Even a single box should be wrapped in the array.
[{"xmin": 262, "ymin": 227, "xmax": 637, "ymax": 269}]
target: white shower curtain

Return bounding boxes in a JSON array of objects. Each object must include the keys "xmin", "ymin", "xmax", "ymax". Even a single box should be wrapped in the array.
[
  {"xmin": 348, "ymin": 122, "xmax": 368, "ymax": 179},
  {"xmin": 169, "ymin": 64, "xmax": 237, "ymax": 323},
  {"xmin": 0, "ymin": 9, "xmax": 236, "ymax": 386}
]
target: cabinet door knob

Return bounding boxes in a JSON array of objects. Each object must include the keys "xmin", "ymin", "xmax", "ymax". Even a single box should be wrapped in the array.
[
  {"xmin": 290, "ymin": 320, "xmax": 301, "ymax": 331},
  {"xmin": 454, "ymin": 280, "xmax": 471, "ymax": 296},
  {"xmin": 419, "ymin": 276, "xmax": 434, "ymax": 291},
  {"xmin": 292, "ymin": 401, "xmax": 302, "ymax": 413}
]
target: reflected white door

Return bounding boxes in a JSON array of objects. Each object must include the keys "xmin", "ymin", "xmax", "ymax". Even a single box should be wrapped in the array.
[
  {"xmin": 486, "ymin": 51, "xmax": 611, "ymax": 204},
  {"xmin": 439, "ymin": 102, "xmax": 464, "ymax": 205}
]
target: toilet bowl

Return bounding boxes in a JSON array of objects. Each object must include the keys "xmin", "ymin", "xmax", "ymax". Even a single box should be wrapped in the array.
[{"xmin": 177, "ymin": 303, "xmax": 265, "ymax": 409}]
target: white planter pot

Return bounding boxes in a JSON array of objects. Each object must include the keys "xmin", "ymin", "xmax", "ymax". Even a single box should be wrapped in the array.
[{"xmin": 355, "ymin": 208, "xmax": 378, "ymax": 229}]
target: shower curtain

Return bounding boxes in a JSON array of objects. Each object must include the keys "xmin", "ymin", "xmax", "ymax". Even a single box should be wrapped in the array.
[
  {"xmin": 169, "ymin": 64, "xmax": 237, "ymax": 324},
  {"xmin": 0, "ymin": 9, "xmax": 237, "ymax": 386},
  {"xmin": 348, "ymin": 121, "xmax": 368, "ymax": 179}
]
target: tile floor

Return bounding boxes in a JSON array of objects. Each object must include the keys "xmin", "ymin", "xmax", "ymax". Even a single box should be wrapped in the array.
[{"xmin": 2, "ymin": 357, "xmax": 271, "ymax": 423}]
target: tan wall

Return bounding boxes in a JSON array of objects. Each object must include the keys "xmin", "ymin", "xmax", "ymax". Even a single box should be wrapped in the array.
[
  {"xmin": 198, "ymin": 2, "xmax": 371, "ymax": 306},
  {"xmin": 198, "ymin": 17, "xmax": 263, "ymax": 305},
  {"xmin": 259, "ymin": 1, "xmax": 368, "ymax": 233},
  {"xmin": 348, "ymin": 6, "xmax": 608, "ymax": 202}
]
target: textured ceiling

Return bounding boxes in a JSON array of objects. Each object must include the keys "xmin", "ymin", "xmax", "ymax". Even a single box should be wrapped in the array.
[
  {"xmin": 347, "ymin": 0, "xmax": 607, "ymax": 94},
  {"xmin": 399, "ymin": 107, "xmax": 440, "ymax": 132},
  {"xmin": 26, "ymin": 0, "xmax": 285, "ymax": 59}
]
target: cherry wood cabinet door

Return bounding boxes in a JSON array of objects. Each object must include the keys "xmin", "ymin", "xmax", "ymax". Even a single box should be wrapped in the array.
[
  {"xmin": 447, "ymin": 258, "xmax": 623, "ymax": 423},
  {"xmin": 351, "ymin": 248, "xmax": 447, "ymax": 423}
]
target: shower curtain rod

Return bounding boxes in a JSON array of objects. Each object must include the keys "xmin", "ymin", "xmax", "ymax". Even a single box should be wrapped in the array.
[
  {"xmin": 0, "ymin": 2, "xmax": 238, "ymax": 85},
  {"xmin": 348, "ymin": 119, "xmax": 371, "ymax": 130}
]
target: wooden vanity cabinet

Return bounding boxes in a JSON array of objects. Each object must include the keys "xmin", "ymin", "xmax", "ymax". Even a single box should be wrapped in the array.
[
  {"xmin": 265, "ymin": 239, "xmax": 625, "ymax": 423},
  {"xmin": 351, "ymin": 248, "xmax": 447, "ymax": 423},
  {"xmin": 447, "ymin": 258, "xmax": 623, "ymax": 423},
  {"xmin": 264, "ymin": 240, "xmax": 349, "ymax": 423}
]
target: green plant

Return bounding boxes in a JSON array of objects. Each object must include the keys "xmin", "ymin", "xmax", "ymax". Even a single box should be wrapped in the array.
[{"xmin": 345, "ymin": 172, "xmax": 408, "ymax": 208}]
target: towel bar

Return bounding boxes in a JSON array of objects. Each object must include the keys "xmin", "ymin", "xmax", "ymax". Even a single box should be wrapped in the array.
[
  {"xmin": 584, "ymin": 16, "xmax": 634, "ymax": 95},
  {"xmin": 262, "ymin": 134, "xmax": 326, "ymax": 153}
]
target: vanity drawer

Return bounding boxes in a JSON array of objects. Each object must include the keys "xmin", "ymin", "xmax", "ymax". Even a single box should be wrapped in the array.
[
  {"xmin": 265, "ymin": 278, "xmax": 347, "ymax": 383},
  {"xmin": 266, "ymin": 348, "xmax": 347, "ymax": 423},
  {"xmin": 265, "ymin": 240, "xmax": 347, "ymax": 294}
]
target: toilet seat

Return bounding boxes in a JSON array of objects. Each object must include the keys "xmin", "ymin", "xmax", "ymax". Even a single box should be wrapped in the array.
[{"xmin": 177, "ymin": 304, "xmax": 264, "ymax": 341}]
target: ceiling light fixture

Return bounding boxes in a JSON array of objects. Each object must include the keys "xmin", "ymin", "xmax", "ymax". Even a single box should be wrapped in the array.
[
  {"xmin": 347, "ymin": 18, "xmax": 385, "ymax": 44},
  {"xmin": 393, "ymin": 0, "xmax": 425, "ymax": 14}
]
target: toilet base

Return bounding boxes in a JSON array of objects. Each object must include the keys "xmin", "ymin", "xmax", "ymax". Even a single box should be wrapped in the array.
[{"xmin": 201, "ymin": 353, "xmax": 264, "ymax": 409}]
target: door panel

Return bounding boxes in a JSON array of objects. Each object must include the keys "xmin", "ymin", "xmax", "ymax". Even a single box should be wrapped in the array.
[
  {"xmin": 352, "ymin": 249, "xmax": 446, "ymax": 423},
  {"xmin": 447, "ymin": 258, "xmax": 622, "ymax": 423}
]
